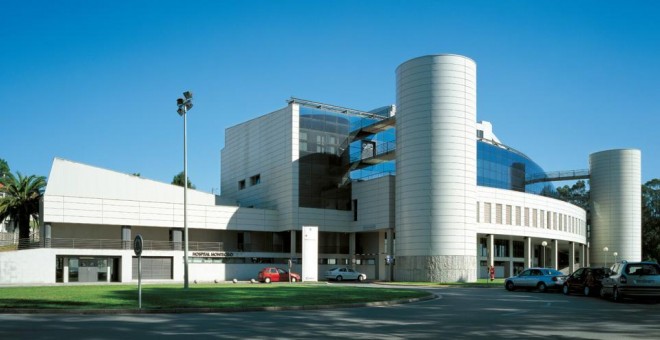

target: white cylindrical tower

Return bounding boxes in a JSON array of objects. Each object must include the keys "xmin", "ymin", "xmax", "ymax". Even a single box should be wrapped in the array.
[
  {"xmin": 589, "ymin": 149, "xmax": 642, "ymax": 266},
  {"xmin": 395, "ymin": 54, "xmax": 477, "ymax": 282}
]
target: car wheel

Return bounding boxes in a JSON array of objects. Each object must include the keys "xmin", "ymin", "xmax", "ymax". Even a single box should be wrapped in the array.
[
  {"xmin": 505, "ymin": 281, "xmax": 515, "ymax": 291},
  {"xmin": 583, "ymin": 286, "xmax": 591, "ymax": 296},
  {"xmin": 264, "ymin": 277, "xmax": 271, "ymax": 284},
  {"xmin": 600, "ymin": 286, "xmax": 607, "ymax": 298},
  {"xmin": 562, "ymin": 284, "xmax": 570, "ymax": 295},
  {"xmin": 336, "ymin": 275, "xmax": 343, "ymax": 281},
  {"xmin": 537, "ymin": 282, "xmax": 547, "ymax": 293},
  {"xmin": 291, "ymin": 277, "xmax": 297, "ymax": 282},
  {"xmin": 357, "ymin": 275, "xmax": 365, "ymax": 282},
  {"xmin": 613, "ymin": 287, "xmax": 621, "ymax": 302}
]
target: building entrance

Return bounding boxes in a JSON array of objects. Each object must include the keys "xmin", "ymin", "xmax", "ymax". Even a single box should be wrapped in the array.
[{"xmin": 56, "ymin": 256, "xmax": 120, "ymax": 283}]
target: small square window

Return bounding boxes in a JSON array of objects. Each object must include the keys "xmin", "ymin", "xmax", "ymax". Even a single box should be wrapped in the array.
[
  {"xmin": 238, "ymin": 180, "xmax": 246, "ymax": 190},
  {"xmin": 250, "ymin": 174, "xmax": 261, "ymax": 185}
]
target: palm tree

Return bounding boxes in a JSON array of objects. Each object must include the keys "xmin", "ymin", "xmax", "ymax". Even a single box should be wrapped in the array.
[{"xmin": 0, "ymin": 172, "xmax": 47, "ymax": 243}]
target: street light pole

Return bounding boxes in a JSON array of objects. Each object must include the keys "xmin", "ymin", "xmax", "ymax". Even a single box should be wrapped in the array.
[
  {"xmin": 613, "ymin": 251, "xmax": 618, "ymax": 264},
  {"xmin": 541, "ymin": 241, "xmax": 547, "ymax": 268},
  {"xmin": 603, "ymin": 246, "xmax": 609, "ymax": 268},
  {"xmin": 177, "ymin": 91, "xmax": 193, "ymax": 289}
]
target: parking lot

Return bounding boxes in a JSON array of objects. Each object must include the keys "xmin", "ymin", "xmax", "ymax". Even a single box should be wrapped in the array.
[{"xmin": 1, "ymin": 285, "xmax": 658, "ymax": 339}]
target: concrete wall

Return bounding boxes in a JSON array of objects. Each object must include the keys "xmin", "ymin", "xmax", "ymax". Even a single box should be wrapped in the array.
[{"xmin": 352, "ymin": 175, "xmax": 395, "ymax": 232}]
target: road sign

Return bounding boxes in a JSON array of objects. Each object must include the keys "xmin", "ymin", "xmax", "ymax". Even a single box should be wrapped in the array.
[{"xmin": 134, "ymin": 235, "xmax": 143, "ymax": 256}]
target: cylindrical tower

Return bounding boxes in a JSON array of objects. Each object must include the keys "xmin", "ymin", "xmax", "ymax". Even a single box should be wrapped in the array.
[
  {"xmin": 589, "ymin": 149, "xmax": 642, "ymax": 266},
  {"xmin": 395, "ymin": 54, "xmax": 477, "ymax": 282}
]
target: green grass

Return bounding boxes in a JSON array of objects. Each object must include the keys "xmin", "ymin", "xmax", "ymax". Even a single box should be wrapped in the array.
[{"xmin": 0, "ymin": 283, "xmax": 429, "ymax": 310}]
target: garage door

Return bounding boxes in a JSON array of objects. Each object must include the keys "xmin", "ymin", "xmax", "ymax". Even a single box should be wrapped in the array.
[{"xmin": 132, "ymin": 257, "xmax": 173, "ymax": 280}]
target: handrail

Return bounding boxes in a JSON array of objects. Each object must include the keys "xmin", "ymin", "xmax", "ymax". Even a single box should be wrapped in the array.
[
  {"xmin": 3, "ymin": 238, "xmax": 293, "ymax": 253},
  {"xmin": 5, "ymin": 238, "xmax": 229, "ymax": 252}
]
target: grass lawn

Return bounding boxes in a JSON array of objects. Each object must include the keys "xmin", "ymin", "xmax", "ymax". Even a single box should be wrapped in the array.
[{"xmin": 0, "ymin": 283, "xmax": 429, "ymax": 310}]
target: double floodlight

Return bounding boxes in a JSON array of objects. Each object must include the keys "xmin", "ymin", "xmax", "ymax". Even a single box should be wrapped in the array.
[{"xmin": 177, "ymin": 91, "xmax": 194, "ymax": 116}]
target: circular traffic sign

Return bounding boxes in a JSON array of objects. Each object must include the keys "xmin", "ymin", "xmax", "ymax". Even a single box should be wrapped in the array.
[{"xmin": 134, "ymin": 234, "xmax": 143, "ymax": 256}]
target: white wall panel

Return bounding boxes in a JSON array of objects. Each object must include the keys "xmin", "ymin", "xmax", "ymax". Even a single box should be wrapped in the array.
[
  {"xmin": 396, "ymin": 54, "xmax": 477, "ymax": 258},
  {"xmin": 590, "ymin": 149, "xmax": 642, "ymax": 264}
]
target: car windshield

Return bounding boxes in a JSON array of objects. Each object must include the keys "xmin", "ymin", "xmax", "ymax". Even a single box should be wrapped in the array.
[{"xmin": 328, "ymin": 268, "xmax": 338, "ymax": 271}]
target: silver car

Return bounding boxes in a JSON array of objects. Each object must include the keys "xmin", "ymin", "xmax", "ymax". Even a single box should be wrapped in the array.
[
  {"xmin": 324, "ymin": 267, "xmax": 367, "ymax": 282},
  {"xmin": 600, "ymin": 261, "xmax": 660, "ymax": 302},
  {"xmin": 505, "ymin": 268, "xmax": 566, "ymax": 292}
]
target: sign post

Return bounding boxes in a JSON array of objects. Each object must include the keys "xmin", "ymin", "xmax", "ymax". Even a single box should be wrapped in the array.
[
  {"xmin": 288, "ymin": 258, "xmax": 292, "ymax": 283},
  {"xmin": 134, "ymin": 234, "xmax": 143, "ymax": 309}
]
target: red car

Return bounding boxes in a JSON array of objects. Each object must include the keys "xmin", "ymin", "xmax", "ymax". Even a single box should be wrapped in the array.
[{"xmin": 257, "ymin": 267, "xmax": 301, "ymax": 283}]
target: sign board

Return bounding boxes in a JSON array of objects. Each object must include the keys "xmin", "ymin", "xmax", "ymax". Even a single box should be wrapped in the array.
[
  {"xmin": 134, "ymin": 235, "xmax": 143, "ymax": 256},
  {"xmin": 302, "ymin": 226, "xmax": 318, "ymax": 282}
]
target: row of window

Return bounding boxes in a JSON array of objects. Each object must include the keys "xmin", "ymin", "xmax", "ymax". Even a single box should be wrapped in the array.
[
  {"xmin": 188, "ymin": 257, "xmax": 376, "ymax": 265},
  {"xmin": 479, "ymin": 239, "xmax": 526, "ymax": 258},
  {"xmin": 238, "ymin": 174, "xmax": 261, "ymax": 190},
  {"xmin": 477, "ymin": 201, "xmax": 585, "ymax": 236}
]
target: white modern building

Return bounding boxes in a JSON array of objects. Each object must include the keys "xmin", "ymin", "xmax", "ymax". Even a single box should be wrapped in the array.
[{"xmin": 0, "ymin": 54, "xmax": 641, "ymax": 284}]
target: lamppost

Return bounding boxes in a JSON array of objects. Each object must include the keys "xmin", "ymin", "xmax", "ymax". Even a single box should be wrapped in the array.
[
  {"xmin": 177, "ymin": 91, "xmax": 193, "ymax": 289},
  {"xmin": 541, "ymin": 241, "xmax": 548, "ymax": 267},
  {"xmin": 603, "ymin": 246, "xmax": 609, "ymax": 268},
  {"xmin": 613, "ymin": 251, "xmax": 618, "ymax": 264}
]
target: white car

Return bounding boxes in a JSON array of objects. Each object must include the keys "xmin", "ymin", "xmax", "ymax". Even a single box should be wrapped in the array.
[{"xmin": 324, "ymin": 267, "xmax": 367, "ymax": 282}]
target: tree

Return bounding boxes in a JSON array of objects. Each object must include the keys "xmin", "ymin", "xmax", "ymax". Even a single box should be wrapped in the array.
[
  {"xmin": 0, "ymin": 158, "xmax": 9, "ymax": 178},
  {"xmin": 172, "ymin": 171, "xmax": 195, "ymax": 189},
  {"xmin": 0, "ymin": 172, "xmax": 47, "ymax": 243},
  {"xmin": 642, "ymin": 179, "xmax": 660, "ymax": 261},
  {"xmin": 555, "ymin": 180, "xmax": 589, "ymax": 210}
]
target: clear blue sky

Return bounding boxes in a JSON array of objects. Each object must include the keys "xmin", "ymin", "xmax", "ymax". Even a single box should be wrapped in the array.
[{"xmin": 2, "ymin": 0, "xmax": 659, "ymax": 193}]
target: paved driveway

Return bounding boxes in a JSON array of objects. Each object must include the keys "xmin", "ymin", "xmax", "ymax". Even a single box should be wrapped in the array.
[{"xmin": 1, "ymin": 285, "xmax": 658, "ymax": 339}]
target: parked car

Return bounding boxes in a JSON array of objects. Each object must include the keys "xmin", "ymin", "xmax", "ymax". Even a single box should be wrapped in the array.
[
  {"xmin": 257, "ymin": 267, "xmax": 301, "ymax": 283},
  {"xmin": 562, "ymin": 267, "xmax": 609, "ymax": 296},
  {"xmin": 324, "ymin": 267, "xmax": 367, "ymax": 282},
  {"xmin": 600, "ymin": 261, "xmax": 660, "ymax": 302},
  {"xmin": 504, "ymin": 268, "xmax": 566, "ymax": 292}
]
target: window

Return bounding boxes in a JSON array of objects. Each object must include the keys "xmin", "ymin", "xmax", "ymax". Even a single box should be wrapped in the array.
[
  {"xmin": 524, "ymin": 208, "xmax": 529, "ymax": 226},
  {"xmin": 506, "ymin": 205, "xmax": 512, "ymax": 225},
  {"xmin": 250, "ymin": 174, "xmax": 261, "ymax": 186},
  {"xmin": 479, "ymin": 238, "xmax": 488, "ymax": 257},
  {"xmin": 238, "ymin": 180, "xmax": 246, "ymax": 190},
  {"xmin": 513, "ymin": 241, "xmax": 524, "ymax": 258},
  {"xmin": 495, "ymin": 239, "xmax": 508, "ymax": 257},
  {"xmin": 496, "ymin": 204, "xmax": 503, "ymax": 224},
  {"xmin": 352, "ymin": 199, "xmax": 358, "ymax": 221},
  {"xmin": 484, "ymin": 203, "xmax": 491, "ymax": 223},
  {"xmin": 476, "ymin": 202, "xmax": 480, "ymax": 223}
]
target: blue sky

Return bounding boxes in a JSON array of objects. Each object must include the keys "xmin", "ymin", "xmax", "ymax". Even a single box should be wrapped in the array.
[{"xmin": 2, "ymin": 0, "xmax": 659, "ymax": 193}]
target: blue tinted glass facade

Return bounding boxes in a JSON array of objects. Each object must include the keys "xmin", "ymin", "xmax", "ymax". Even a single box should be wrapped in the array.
[
  {"xmin": 477, "ymin": 141, "xmax": 554, "ymax": 194},
  {"xmin": 299, "ymin": 105, "xmax": 552, "ymax": 208},
  {"xmin": 298, "ymin": 107, "xmax": 352, "ymax": 210}
]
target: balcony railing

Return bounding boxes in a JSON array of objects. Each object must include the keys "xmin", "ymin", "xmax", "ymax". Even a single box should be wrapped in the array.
[{"xmin": 2, "ymin": 238, "xmax": 229, "ymax": 252}]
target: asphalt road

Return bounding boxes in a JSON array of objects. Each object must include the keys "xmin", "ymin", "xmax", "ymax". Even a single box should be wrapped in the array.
[{"xmin": 1, "ymin": 285, "xmax": 658, "ymax": 339}]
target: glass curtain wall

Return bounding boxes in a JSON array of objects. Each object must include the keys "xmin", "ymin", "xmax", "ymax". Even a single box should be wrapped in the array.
[
  {"xmin": 477, "ymin": 141, "xmax": 555, "ymax": 195},
  {"xmin": 298, "ymin": 107, "xmax": 395, "ymax": 210}
]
